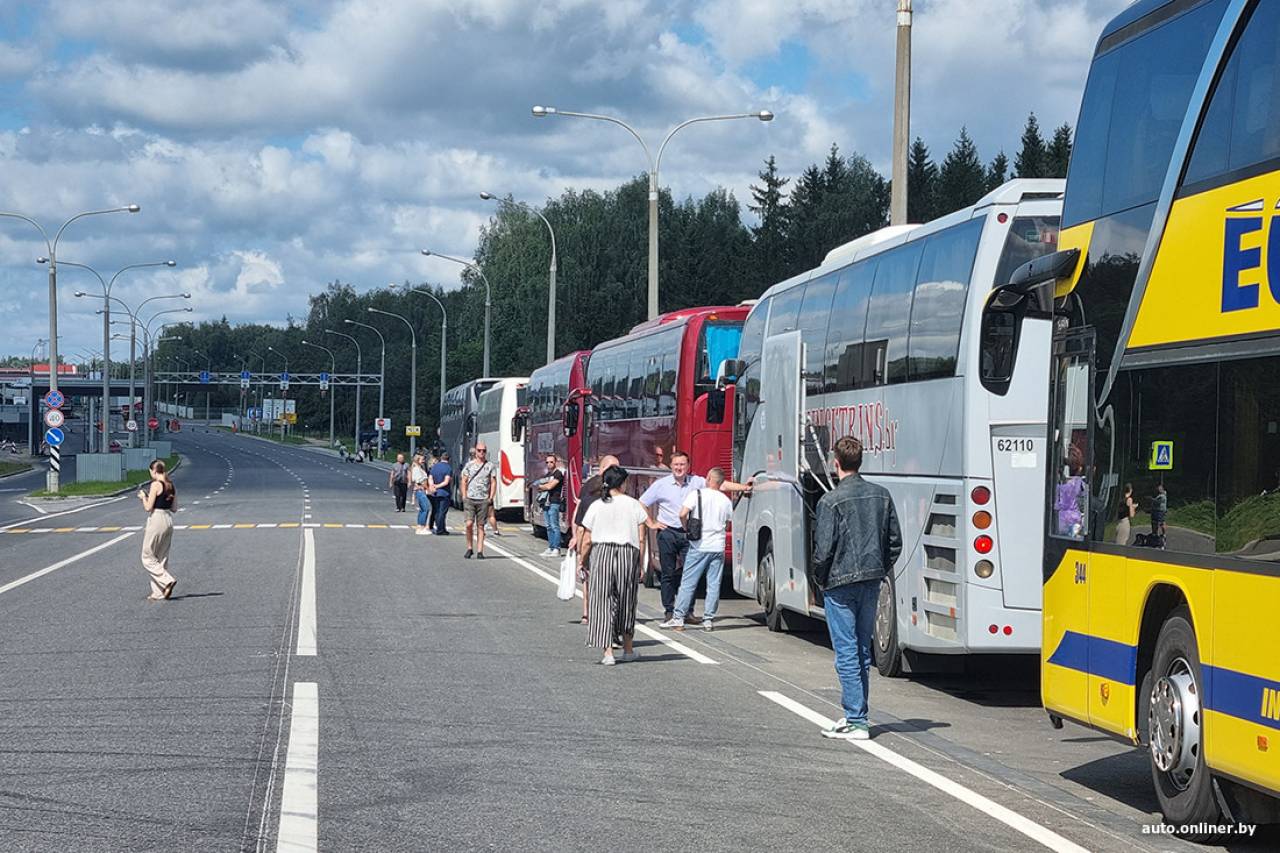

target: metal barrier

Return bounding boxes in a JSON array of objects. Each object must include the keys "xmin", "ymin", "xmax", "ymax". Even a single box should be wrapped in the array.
[
  {"xmin": 122, "ymin": 448, "xmax": 157, "ymax": 471},
  {"xmin": 75, "ymin": 453, "xmax": 124, "ymax": 483},
  {"xmin": 149, "ymin": 440, "xmax": 173, "ymax": 459}
]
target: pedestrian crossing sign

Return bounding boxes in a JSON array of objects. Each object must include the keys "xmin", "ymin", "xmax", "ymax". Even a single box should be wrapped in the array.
[
  {"xmin": 405, "ymin": 425, "xmax": 422, "ymax": 437},
  {"xmin": 1150, "ymin": 440, "xmax": 1173, "ymax": 470}
]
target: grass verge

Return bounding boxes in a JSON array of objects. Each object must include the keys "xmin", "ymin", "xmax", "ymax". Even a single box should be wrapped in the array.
[
  {"xmin": 29, "ymin": 454, "xmax": 181, "ymax": 498},
  {"xmin": 0, "ymin": 460, "xmax": 32, "ymax": 477}
]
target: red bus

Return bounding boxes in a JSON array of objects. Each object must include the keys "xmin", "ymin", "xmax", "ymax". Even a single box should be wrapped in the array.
[
  {"xmin": 577, "ymin": 306, "xmax": 747, "ymax": 572},
  {"xmin": 514, "ymin": 350, "xmax": 590, "ymax": 539}
]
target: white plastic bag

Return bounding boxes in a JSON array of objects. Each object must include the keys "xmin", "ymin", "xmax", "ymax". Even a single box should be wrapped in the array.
[{"xmin": 557, "ymin": 551, "xmax": 577, "ymax": 601}]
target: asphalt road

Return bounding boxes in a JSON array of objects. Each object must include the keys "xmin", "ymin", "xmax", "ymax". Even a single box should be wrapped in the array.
[{"xmin": 0, "ymin": 429, "xmax": 1275, "ymax": 852}]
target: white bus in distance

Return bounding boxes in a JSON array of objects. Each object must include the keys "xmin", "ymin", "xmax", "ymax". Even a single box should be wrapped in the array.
[
  {"xmin": 475, "ymin": 378, "xmax": 528, "ymax": 517},
  {"xmin": 731, "ymin": 179, "xmax": 1063, "ymax": 676}
]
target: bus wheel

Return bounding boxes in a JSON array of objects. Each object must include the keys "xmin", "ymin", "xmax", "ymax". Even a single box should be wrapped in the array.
[
  {"xmin": 874, "ymin": 573, "xmax": 903, "ymax": 677},
  {"xmin": 758, "ymin": 540, "xmax": 784, "ymax": 632},
  {"xmin": 1148, "ymin": 607, "xmax": 1219, "ymax": 833}
]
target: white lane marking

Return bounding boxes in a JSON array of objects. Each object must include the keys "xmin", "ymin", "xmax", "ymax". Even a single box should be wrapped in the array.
[
  {"xmin": 484, "ymin": 541, "xmax": 716, "ymax": 665},
  {"xmin": 276, "ymin": 681, "xmax": 318, "ymax": 853},
  {"xmin": 1, "ymin": 494, "xmax": 130, "ymax": 530},
  {"xmin": 296, "ymin": 528, "xmax": 317, "ymax": 656},
  {"xmin": 0, "ymin": 532, "xmax": 135, "ymax": 597},
  {"xmin": 213, "ymin": 523, "xmax": 232, "ymax": 529},
  {"xmin": 758, "ymin": 691, "xmax": 1089, "ymax": 853}
]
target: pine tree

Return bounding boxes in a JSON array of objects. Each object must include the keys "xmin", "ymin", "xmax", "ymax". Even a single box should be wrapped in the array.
[
  {"xmin": 907, "ymin": 137, "xmax": 937, "ymax": 223},
  {"xmin": 937, "ymin": 127, "xmax": 987, "ymax": 213},
  {"xmin": 986, "ymin": 150, "xmax": 1010, "ymax": 192},
  {"xmin": 748, "ymin": 155, "xmax": 792, "ymax": 292},
  {"xmin": 786, "ymin": 162, "xmax": 827, "ymax": 271},
  {"xmin": 1047, "ymin": 123, "xmax": 1073, "ymax": 178},
  {"xmin": 1015, "ymin": 113, "xmax": 1047, "ymax": 178}
]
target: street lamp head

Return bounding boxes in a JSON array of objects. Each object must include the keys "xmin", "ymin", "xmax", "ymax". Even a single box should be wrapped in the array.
[
  {"xmin": 182, "ymin": 292, "xmax": 192, "ymax": 298},
  {"xmin": 757, "ymin": 110, "xmax": 774, "ymax": 122},
  {"xmin": 300, "ymin": 339, "xmax": 309, "ymax": 345},
  {"xmin": 182, "ymin": 307, "xmax": 192, "ymax": 312},
  {"xmin": 125, "ymin": 204, "xmax": 141, "ymax": 213},
  {"xmin": 479, "ymin": 192, "xmax": 496, "ymax": 201},
  {"xmin": 36, "ymin": 257, "xmax": 47, "ymax": 264},
  {"xmin": 165, "ymin": 260, "xmax": 177, "ymax": 267},
  {"xmin": 74, "ymin": 291, "xmax": 86, "ymax": 297},
  {"xmin": 344, "ymin": 318, "xmax": 354, "ymax": 324},
  {"xmin": 420, "ymin": 249, "xmax": 432, "ymax": 257},
  {"xmin": 531, "ymin": 105, "xmax": 555, "ymax": 117}
]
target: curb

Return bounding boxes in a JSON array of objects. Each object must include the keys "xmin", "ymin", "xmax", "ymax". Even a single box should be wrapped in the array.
[
  {"xmin": 24, "ymin": 453, "xmax": 184, "ymax": 502},
  {"xmin": 0, "ymin": 463, "xmax": 35, "ymax": 480}
]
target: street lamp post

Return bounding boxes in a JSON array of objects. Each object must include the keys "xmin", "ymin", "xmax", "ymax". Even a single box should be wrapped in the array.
[
  {"xmin": 189, "ymin": 348, "xmax": 212, "ymax": 423},
  {"xmin": 142, "ymin": 307, "xmax": 193, "ymax": 444},
  {"xmin": 479, "ymin": 192, "xmax": 558, "ymax": 362},
  {"xmin": 54, "ymin": 259, "xmax": 176, "ymax": 452},
  {"xmin": 367, "ymin": 307, "xmax": 417, "ymax": 457},
  {"xmin": 267, "ymin": 347, "xmax": 290, "ymax": 439},
  {"xmin": 531, "ymin": 105, "xmax": 772, "ymax": 320},
  {"xmin": 0, "ymin": 204, "xmax": 141, "ymax": 490},
  {"xmin": 301, "ymin": 340, "xmax": 336, "ymax": 449},
  {"xmin": 400, "ymin": 285, "xmax": 448, "ymax": 414},
  {"xmin": 324, "ymin": 329, "xmax": 362, "ymax": 454},
  {"xmin": 345, "ymin": 319, "xmax": 386, "ymax": 458},
  {"xmin": 421, "ymin": 249, "xmax": 490, "ymax": 377}
]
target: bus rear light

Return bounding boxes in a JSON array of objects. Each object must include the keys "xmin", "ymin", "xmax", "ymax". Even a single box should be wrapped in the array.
[
  {"xmin": 971, "ymin": 485, "xmax": 991, "ymax": 505},
  {"xmin": 972, "ymin": 510, "xmax": 992, "ymax": 530},
  {"xmin": 974, "ymin": 535, "xmax": 993, "ymax": 554},
  {"xmin": 997, "ymin": 212, "xmax": 1008, "ymax": 223},
  {"xmin": 974, "ymin": 560, "xmax": 994, "ymax": 578},
  {"xmin": 1003, "ymin": 625, "xmax": 1013, "ymax": 636},
  {"xmin": 988, "ymin": 624, "xmax": 998, "ymax": 634}
]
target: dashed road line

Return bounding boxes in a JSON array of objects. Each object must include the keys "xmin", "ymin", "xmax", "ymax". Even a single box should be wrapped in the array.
[{"xmin": 275, "ymin": 681, "xmax": 319, "ymax": 852}]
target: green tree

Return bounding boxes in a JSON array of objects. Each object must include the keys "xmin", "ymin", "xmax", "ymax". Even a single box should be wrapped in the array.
[
  {"xmin": 937, "ymin": 127, "xmax": 987, "ymax": 213},
  {"xmin": 1047, "ymin": 123, "xmax": 1073, "ymax": 178},
  {"xmin": 1015, "ymin": 112, "xmax": 1047, "ymax": 178},
  {"xmin": 907, "ymin": 136, "xmax": 937, "ymax": 223},
  {"xmin": 748, "ymin": 154, "xmax": 792, "ymax": 291},
  {"xmin": 987, "ymin": 150, "xmax": 1010, "ymax": 192}
]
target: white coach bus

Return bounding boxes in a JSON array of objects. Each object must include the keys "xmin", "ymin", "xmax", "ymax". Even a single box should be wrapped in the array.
[
  {"xmin": 475, "ymin": 377, "xmax": 528, "ymax": 517},
  {"xmin": 731, "ymin": 179, "xmax": 1063, "ymax": 675}
]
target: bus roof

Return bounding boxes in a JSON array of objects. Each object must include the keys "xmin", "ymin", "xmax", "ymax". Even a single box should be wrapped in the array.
[
  {"xmin": 627, "ymin": 305, "xmax": 745, "ymax": 335},
  {"xmin": 758, "ymin": 178, "xmax": 1064, "ymax": 299},
  {"xmin": 1098, "ymin": 0, "xmax": 1187, "ymax": 50}
]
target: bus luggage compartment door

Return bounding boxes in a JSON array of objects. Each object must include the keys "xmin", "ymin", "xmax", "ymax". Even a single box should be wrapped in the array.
[{"xmin": 990, "ymin": 428, "xmax": 1047, "ymax": 611}]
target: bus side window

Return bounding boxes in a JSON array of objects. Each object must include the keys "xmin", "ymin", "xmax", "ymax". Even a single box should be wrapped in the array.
[
  {"xmin": 908, "ymin": 218, "xmax": 983, "ymax": 381},
  {"xmin": 823, "ymin": 260, "xmax": 875, "ymax": 393},
  {"xmin": 863, "ymin": 242, "xmax": 923, "ymax": 386},
  {"xmin": 799, "ymin": 273, "xmax": 837, "ymax": 396}
]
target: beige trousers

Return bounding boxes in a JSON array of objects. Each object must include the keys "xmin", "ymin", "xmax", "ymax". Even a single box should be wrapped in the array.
[{"xmin": 141, "ymin": 509, "xmax": 175, "ymax": 595}]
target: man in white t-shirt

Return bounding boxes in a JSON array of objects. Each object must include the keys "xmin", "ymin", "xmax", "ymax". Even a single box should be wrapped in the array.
[{"xmin": 665, "ymin": 467, "xmax": 734, "ymax": 632}]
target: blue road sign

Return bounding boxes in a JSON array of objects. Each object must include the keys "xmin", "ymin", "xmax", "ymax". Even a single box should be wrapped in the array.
[
  {"xmin": 280, "ymin": 371, "xmax": 290, "ymax": 382},
  {"xmin": 319, "ymin": 371, "xmax": 329, "ymax": 382},
  {"xmin": 1150, "ymin": 440, "xmax": 1174, "ymax": 470},
  {"xmin": 199, "ymin": 370, "xmax": 210, "ymax": 384},
  {"xmin": 44, "ymin": 389, "xmax": 64, "ymax": 409},
  {"xmin": 44, "ymin": 427, "xmax": 64, "ymax": 447},
  {"xmin": 241, "ymin": 370, "xmax": 251, "ymax": 381}
]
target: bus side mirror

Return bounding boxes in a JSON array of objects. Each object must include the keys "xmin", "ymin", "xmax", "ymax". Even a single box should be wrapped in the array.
[
  {"xmin": 716, "ymin": 359, "xmax": 743, "ymax": 390},
  {"xmin": 706, "ymin": 387, "xmax": 726, "ymax": 424},
  {"xmin": 511, "ymin": 410, "xmax": 527, "ymax": 443},
  {"xmin": 979, "ymin": 248, "xmax": 1078, "ymax": 396},
  {"xmin": 563, "ymin": 403, "xmax": 579, "ymax": 437}
]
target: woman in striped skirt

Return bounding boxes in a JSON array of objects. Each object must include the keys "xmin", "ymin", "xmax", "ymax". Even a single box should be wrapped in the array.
[{"xmin": 578, "ymin": 466, "xmax": 649, "ymax": 665}]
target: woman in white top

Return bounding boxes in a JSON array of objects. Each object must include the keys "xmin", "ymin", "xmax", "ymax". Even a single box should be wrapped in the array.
[
  {"xmin": 410, "ymin": 452, "xmax": 431, "ymax": 534},
  {"xmin": 579, "ymin": 466, "xmax": 649, "ymax": 665}
]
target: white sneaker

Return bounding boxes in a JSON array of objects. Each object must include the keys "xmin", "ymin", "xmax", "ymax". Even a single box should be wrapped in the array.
[
  {"xmin": 658, "ymin": 617, "xmax": 683, "ymax": 629},
  {"xmin": 821, "ymin": 718, "xmax": 871, "ymax": 740},
  {"xmin": 414, "ymin": 528, "xmax": 429, "ymax": 536},
  {"xmin": 600, "ymin": 654, "xmax": 617, "ymax": 666},
  {"xmin": 540, "ymin": 548, "xmax": 558, "ymax": 557},
  {"xmin": 702, "ymin": 618, "xmax": 714, "ymax": 632}
]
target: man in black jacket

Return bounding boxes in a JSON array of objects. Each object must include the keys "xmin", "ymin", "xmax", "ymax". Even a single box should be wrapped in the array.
[{"xmin": 811, "ymin": 436, "xmax": 902, "ymax": 741}]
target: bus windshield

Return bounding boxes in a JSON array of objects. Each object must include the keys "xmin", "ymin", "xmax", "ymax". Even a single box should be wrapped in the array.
[{"xmin": 696, "ymin": 320, "xmax": 743, "ymax": 388}]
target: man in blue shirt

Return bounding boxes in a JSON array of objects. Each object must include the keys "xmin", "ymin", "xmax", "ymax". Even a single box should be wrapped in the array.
[
  {"xmin": 642, "ymin": 449, "xmax": 751, "ymax": 623},
  {"xmin": 428, "ymin": 452, "xmax": 453, "ymax": 536}
]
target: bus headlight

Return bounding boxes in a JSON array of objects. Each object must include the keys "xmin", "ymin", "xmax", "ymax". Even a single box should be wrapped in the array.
[{"xmin": 974, "ymin": 560, "xmax": 994, "ymax": 578}]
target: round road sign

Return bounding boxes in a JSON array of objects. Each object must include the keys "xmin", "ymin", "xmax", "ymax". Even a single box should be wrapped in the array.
[
  {"xmin": 43, "ymin": 408, "xmax": 65, "ymax": 428},
  {"xmin": 43, "ymin": 389, "xmax": 65, "ymax": 409},
  {"xmin": 44, "ymin": 427, "xmax": 65, "ymax": 447},
  {"xmin": 126, "ymin": 419, "xmax": 138, "ymax": 432},
  {"xmin": 147, "ymin": 417, "xmax": 160, "ymax": 430}
]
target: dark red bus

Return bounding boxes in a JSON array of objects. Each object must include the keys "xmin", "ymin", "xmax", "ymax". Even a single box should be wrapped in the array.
[{"xmin": 514, "ymin": 350, "xmax": 590, "ymax": 539}]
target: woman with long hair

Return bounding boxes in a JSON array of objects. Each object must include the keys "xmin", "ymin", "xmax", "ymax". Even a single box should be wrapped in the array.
[
  {"xmin": 578, "ymin": 466, "xmax": 649, "ymax": 665},
  {"xmin": 1115, "ymin": 483, "xmax": 1136, "ymax": 545},
  {"xmin": 138, "ymin": 458, "xmax": 178, "ymax": 601}
]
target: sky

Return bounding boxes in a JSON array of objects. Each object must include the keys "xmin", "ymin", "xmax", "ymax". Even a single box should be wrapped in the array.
[{"xmin": 0, "ymin": 0, "xmax": 1132, "ymax": 359}]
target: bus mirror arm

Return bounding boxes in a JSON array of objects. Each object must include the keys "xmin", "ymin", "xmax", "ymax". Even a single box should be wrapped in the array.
[
  {"xmin": 1004, "ymin": 248, "xmax": 1080, "ymax": 317},
  {"xmin": 716, "ymin": 359, "xmax": 744, "ymax": 390}
]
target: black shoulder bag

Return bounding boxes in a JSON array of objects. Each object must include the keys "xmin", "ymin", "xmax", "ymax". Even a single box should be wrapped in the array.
[{"xmin": 686, "ymin": 489, "xmax": 703, "ymax": 541}]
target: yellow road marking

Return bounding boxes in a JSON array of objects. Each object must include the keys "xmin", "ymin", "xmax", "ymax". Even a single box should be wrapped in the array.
[
  {"xmin": 190, "ymin": 524, "xmax": 212, "ymax": 529},
  {"xmin": 234, "ymin": 523, "xmax": 255, "ymax": 529},
  {"xmin": 280, "ymin": 522, "xmax": 300, "ymax": 528},
  {"xmin": 323, "ymin": 523, "xmax": 343, "ymax": 528}
]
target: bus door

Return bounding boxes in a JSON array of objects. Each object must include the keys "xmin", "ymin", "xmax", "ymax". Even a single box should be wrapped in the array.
[
  {"xmin": 1044, "ymin": 328, "xmax": 1096, "ymax": 726},
  {"xmin": 760, "ymin": 331, "xmax": 810, "ymax": 616}
]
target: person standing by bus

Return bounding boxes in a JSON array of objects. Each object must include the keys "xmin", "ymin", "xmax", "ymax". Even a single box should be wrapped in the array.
[
  {"xmin": 812, "ymin": 436, "xmax": 901, "ymax": 741},
  {"xmin": 137, "ymin": 458, "xmax": 178, "ymax": 601},
  {"xmin": 429, "ymin": 451, "xmax": 453, "ymax": 535},
  {"xmin": 536, "ymin": 454, "xmax": 566, "ymax": 558},
  {"xmin": 389, "ymin": 453, "xmax": 409, "ymax": 513},
  {"xmin": 667, "ymin": 467, "xmax": 734, "ymax": 632},
  {"xmin": 574, "ymin": 454, "xmax": 620, "ymax": 625},
  {"xmin": 580, "ymin": 466, "xmax": 649, "ymax": 666},
  {"xmin": 644, "ymin": 450, "xmax": 751, "ymax": 624},
  {"xmin": 461, "ymin": 442, "xmax": 497, "ymax": 559},
  {"xmin": 410, "ymin": 452, "xmax": 431, "ymax": 535}
]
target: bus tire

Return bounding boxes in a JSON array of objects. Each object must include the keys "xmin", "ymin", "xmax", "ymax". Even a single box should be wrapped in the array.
[
  {"xmin": 758, "ymin": 539, "xmax": 785, "ymax": 633},
  {"xmin": 1148, "ymin": 607, "xmax": 1220, "ymax": 834},
  {"xmin": 874, "ymin": 573, "xmax": 904, "ymax": 677}
]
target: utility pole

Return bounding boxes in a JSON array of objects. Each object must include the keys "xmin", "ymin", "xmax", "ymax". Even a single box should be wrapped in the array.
[{"xmin": 890, "ymin": 0, "xmax": 913, "ymax": 226}]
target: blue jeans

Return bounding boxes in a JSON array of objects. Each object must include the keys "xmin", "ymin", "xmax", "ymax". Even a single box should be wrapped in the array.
[
  {"xmin": 415, "ymin": 490, "xmax": 429, "ymax": 527},
  {"xmin": 823, "ymin": 579, "xmax": 880, "ymax": 727},
  {"xmin": 430, "ymin": 494, "xmax": 450, "ymax": 534},
  {"xmin": 545, "ymin": 502, "xmax": 561, "ymax": 551},
  {"xmin": 674, "ymin": 549, "xmax": 723, "ymax": 620}
]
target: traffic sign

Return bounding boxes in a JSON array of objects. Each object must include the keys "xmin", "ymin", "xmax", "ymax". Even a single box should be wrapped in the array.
[
  {"xmin": 280, "ymin": 371, "xmax": 290, "ymax": 391},
  {"xmin": 148, "ymin": 417, "xmax": 160, "ymax": 430},
  {"xmin": 43, "ymin": 408, "xmax": 65, "ymax": 428},
  {"xmin": 319, "ymin": 371, "xmax": 329, "ymax": 391},
  {"xmin": 126, "ymin": 419, "xmax": 138, "ymax": 432},
  {"xmin": 405, "ymin": 425, "xmax": 422, "ymax": 437},
  {"xmin": 241, "ymin": 370, "xmax": 251, "ymax": 389},
  {"xmin": 44, "ymin": 427, "xmax": 64, "ymax": 447},
  {"xmin": 1150, "ymin": 440, "xmax": 1174, "ymax": 471},
  {"xmin": 43, "ymin": 389, "xmax": 64, "ymax": 409},
  {"xmin": 199, "ymin": 370, "xmax": 210, "ymax": 384},
  {"xmin": 374, "ymin": 417, "xmax": 391, "ymax": 431}
]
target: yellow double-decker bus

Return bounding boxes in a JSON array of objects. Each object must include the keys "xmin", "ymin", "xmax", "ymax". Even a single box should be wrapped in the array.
[{"xmin": 979, "ymin": 0, "xmax": 1280, "ymax": 833}]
